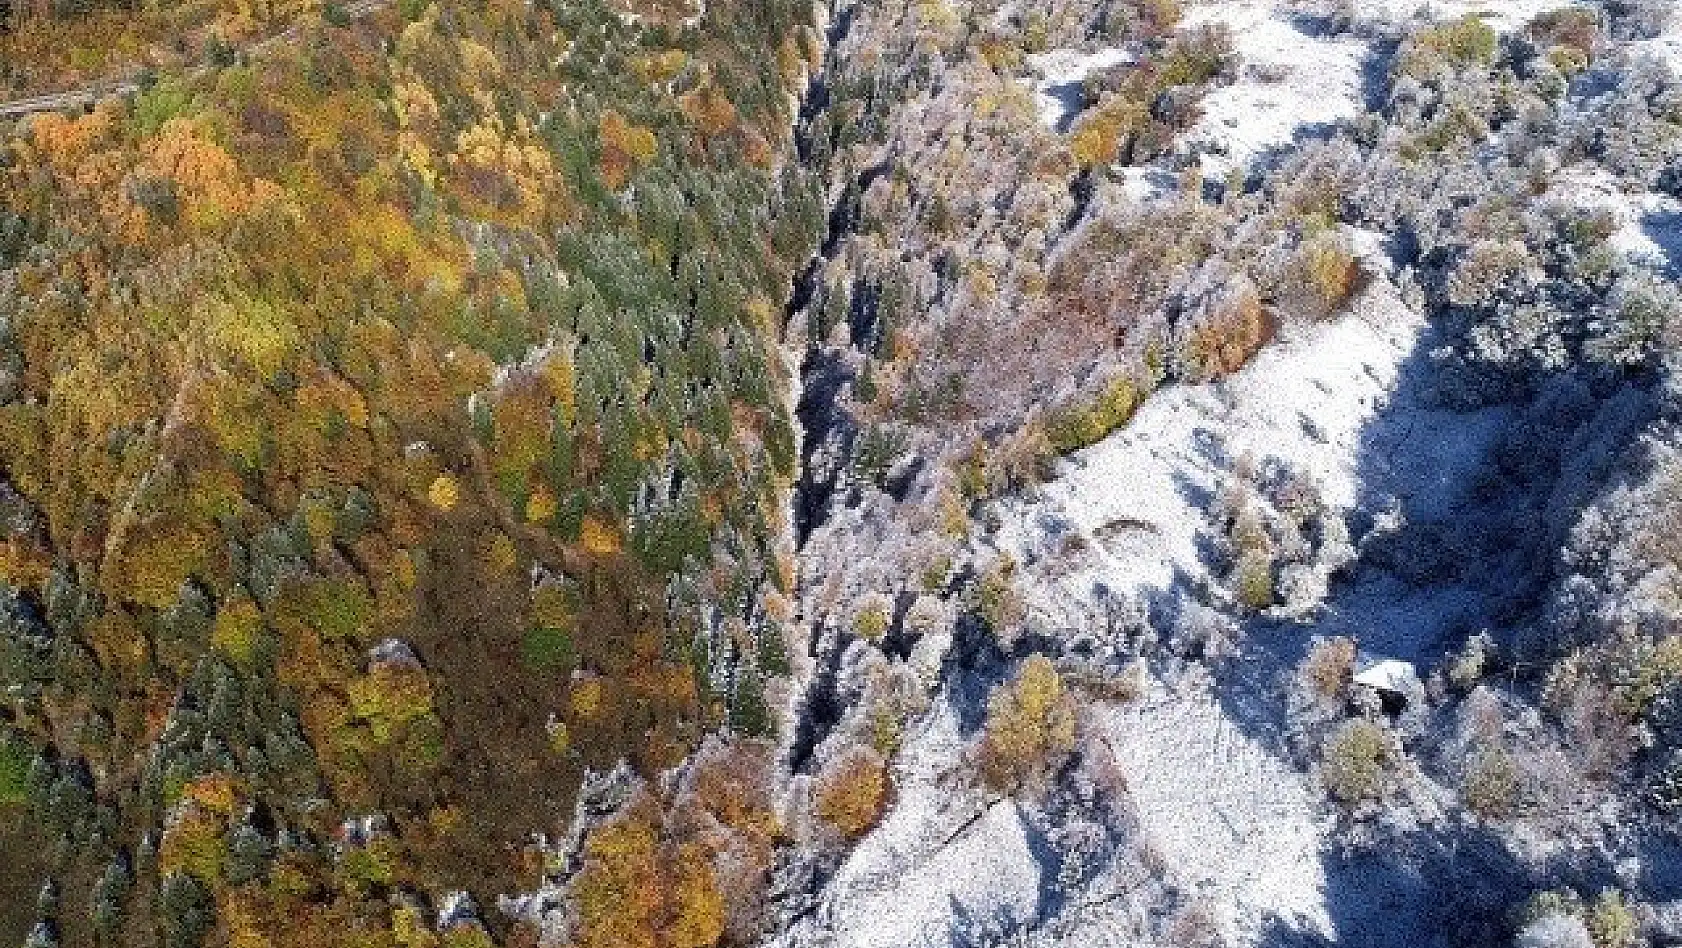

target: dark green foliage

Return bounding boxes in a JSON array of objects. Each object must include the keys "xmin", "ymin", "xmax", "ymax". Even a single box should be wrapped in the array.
[
  {"xmin": 157, "ymin": 873, "xmax": 213, "ymax": 948},
  {"xmin": 0, "ymin": 733, "xmax": 32, "ymax": 805},
  {"xmin": 521, "ymin": 625, "xmax": 577, "ymax": 673}
]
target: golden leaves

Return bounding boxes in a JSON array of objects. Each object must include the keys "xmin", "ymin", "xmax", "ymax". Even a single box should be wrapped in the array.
[
  {"xmin": 427, "ymin": 474, "xmax": 461, "ymax": 511},
  {"xmin": 599, "ymin": 110, "xmax": 658, "ymax": 191}
]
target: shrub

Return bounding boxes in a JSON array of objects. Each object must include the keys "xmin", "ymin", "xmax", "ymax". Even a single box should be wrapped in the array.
[
  {"xmin": 347, "ymin": 665, "xmax": 435, "ymax": 743},
  {"xmin": 1462, "ymin": 747, "xmax": 1519, "ymax": 817},
  {"xmin": 1044, "ymin": 374, "xmax": 1144, "ymax": 455},
  {"xmin": 1320, "ymin": 719, "xmax": 1392, "ymax": 803},
  {"xmin": 1300, "ymin": 637, "xmax": 1356, "ymax": 699},
  {"xmin": 1233, "ymin": 549, "xmax": 1275, "ymax": 612},
  {"xmin": 427, "ymin": 474, "xmax": 460, "ymax": 511},
  {"xmin": 1398, "ymin": 16, "xmax": 1499, "ymax": 78},
  {"xmin": 852, "ymin": 596, "xmax": 891, "ymax": 644},
  {"xmin": 1178, "ymin": 279, "xmax": 1265, "ymax": 383},
  {"xmin": 522, "ymin": 625, "xmax": 576, "ymax": 671},
  {"xmin": 0, "ymin": 735, "xmax": 32, "ymax": 805},
  {"xmin": 1297, "ymin": 233, "xmax": 1362, "ymax": 315},
  {"xmin": 1586, "ymin": 890, "xmax": 1638, "ymax": 948},
  {"xmin": 814, "ymin": 746, "xmax": 890, "ymax": 840},
  {"xmin": 973, "ymin": 558, "xmax": 1026, "ymax": 637},
  {"xmin": 979, "ymin": 656, "xmax": 1078, "ymax": 795},
  {"xmin": 1529, "ymin": 8, "xmax": 1600, "ymax": 63}
]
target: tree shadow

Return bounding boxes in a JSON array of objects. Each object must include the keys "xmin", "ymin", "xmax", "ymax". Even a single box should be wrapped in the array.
[
  {"xmin": 1643, "ymin": 206, "xmax": 1682, "ymax": 275},
  {"xmin": 1198, "ymin": 305, "xmax": 1667, "ymax": 939}
]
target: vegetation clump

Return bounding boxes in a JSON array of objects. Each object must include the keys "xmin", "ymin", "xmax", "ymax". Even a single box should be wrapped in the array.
[{"xmin": 979, "ymin": 656, "xmax": 1079, "ymax": 796}]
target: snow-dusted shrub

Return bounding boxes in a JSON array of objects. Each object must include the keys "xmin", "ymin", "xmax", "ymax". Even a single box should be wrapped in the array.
[
  {"xmin": 814, "ymin": 745, "xmax": 890, "ymax": 840},
  {"xmin": 1291, "ymin": 230, "xmax": 1363, "ymax": 316},
  {"xmin": 1462, "ymin": 747, "xmax": 1521, "ymax": 818},
  {"xmin": 1587, "ymin": 889, "xmax": 1640, "ymax": 948},
  {"xmin": 1527, "ymin": 8, "xmax": 1602, "ymax": 67},
  {"xmin": 1319, "ymin": 719, "xmax": 1395, "ymax": 803},
  {"xmin": 1162, "ymin": 898, "xmax": 1226, "ymax": 948},
  {"xmin": 1446, "ymin": 239, "xmax": 1545, "ymax": 310},
  {"xmin": 1232, "ymin": 549, "xmax": 1275, "ymax": 612},
  {"xmin": 971, "ymin": 557, "xmax": 1027, "ymax": 639},
  {"xmin": 1447, "ymin": 632, "xmax": 1496, "ymax": 691},
  {"xmin": 1173, "ymin": 274, "xmax": 1266, "ymax": 383},
  {"xmin": 1299, "ymin": 637, "xmax": 1356, "ymax": 700},
  {"xmin": 1395, "ymin": 16, "xmax": 1499, "ymax": 83},
  {"xmin": 1587, "ymin": 272, "xmax": 1680, "ymax": 369},
  {"xmin": 978, "ymin": 655, "xmax": 1080, "ymax": 796},
  {"xmin": 1043, "ymin": 370, "xmax": 1148, "ymax": 455},
  {"xmin": 851, "ymin": 595, "xmax": 892, "ymax": 644}
]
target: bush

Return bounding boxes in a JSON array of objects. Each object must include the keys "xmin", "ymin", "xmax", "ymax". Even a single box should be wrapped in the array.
[
  {"xmin": 521, "ymin": 625, "xmax": 576, "ymax": 672},
  {"xmin": 1233, "ymin": 549, "xmax": 1275, "ymax": 612},
  {"xmin": 1586, "ymin": 890, "xmax": 1638, "ymax": 948},
  {"xmin": 1296, "ymin": 233, "xmax": 1362, "ymax": 315},
  {"xmin": 1045, "ymin": 375, "xmax": 1144, "ymax": 455},
  {"xmin": 979, "ymin": 656, "xmax": 1078, "ymax": 795},
  {"xmin": 852, "ymin": 597, "xmax": 891, "ymax": 644},
  {"xmin": 1320, "ymin": 719, "xmax": 1393, "ymax": 803},
  {"xmin": 1300, "ymin": 637, "xmax": 1356, "ymax": 699},
  {"xmin": 0, "ymin": 735, "xmax": 32, "ymax": 805},
  {"xmin": 814, "ymin": 746, "xmax": 890, "ymax": 840},
  {"xmin": 1397, "ymin": 16, "xmax": 1499, "ymax": 79},
  {"xmin": 973, "ymin": 559, "xmax": 1026, "ymax": 638},
  {"xmin": 1461, "ymin": 747, "xmax": 1519, "ymax": 817},
  {"xmin": 1177, "ymin": 279, "xmax": 1266, "ymax": 383}
]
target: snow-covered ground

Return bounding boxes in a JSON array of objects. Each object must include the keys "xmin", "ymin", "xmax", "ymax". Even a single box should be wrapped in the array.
[
  {"xmin": 1631, "ymin": 17, "xmax": 1682, "ymax": 77},
  {"xmin": 1180, "ymin": 0, "xmax": 1370, "ymax": 177},
  {"xmin": 997, "ymin": 244, "xmax": 1422, "ymax": 622},
  {"xmin": 1100, "ymin": 680, "xmax": 1332, "ymax": 940},
  {"xmin": 1024, "ymin": 47, "xmax": 1135, "ymax": 130},
  {"xmin": 1174, "ymin": 0, "xmax": 1585, "ymax": 178},
  {"xmin": 1365, "ymin": 0, "xmax": 1587, "ymax": 32},
  {"xmin": 1552, "ymin": 167, "xmax": 1682, "ymax": 274},
  {"xmin": 775, "ymin": 703, "xmax": 1047, "ymax": 948},
  {"xmin": 977, "ymin": 248, "xmax": 1425, "ymax": 944}
]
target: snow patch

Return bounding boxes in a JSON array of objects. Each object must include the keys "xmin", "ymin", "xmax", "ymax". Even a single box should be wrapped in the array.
[
  {"xmin": 1180, "ymin": 2, "xmax": 1368, "ymax": 177},
  {"xmin": 1102, "ymin": 679, "xmax": 1331, "ymax": 940},
  {"xmin": 781, "ymin": 705, "xmax": 1045, "ymax": 948},
  {"xmin": 1024, "ymin": 47, "xmax": 1136, "ymax": 129}
]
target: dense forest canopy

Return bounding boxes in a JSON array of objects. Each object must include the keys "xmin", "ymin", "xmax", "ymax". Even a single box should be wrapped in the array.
[{"xmin": 0, "ymin": 0, "xmax": 823, "ymax": 943}]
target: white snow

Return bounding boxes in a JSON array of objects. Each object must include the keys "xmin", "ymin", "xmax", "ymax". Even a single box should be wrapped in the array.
[
  {"xmin": 997, "ymin": 246, "xmax": 1422, "ymax": 620},
  {"xmin": 1631, "ymin": 21, "xmax": 1682, "ymax": 78},
  {"xmin": 1367, "ymin": 0, "xmax": 1586, "ymax": 32},
  {"xmin": 781, "ymin": 704, "xmax": 1046, "ymax": 948},
  {"xmin": 1550, "ymin": 167, "xmax": 1682, "ymax": 274},
  {"xmin": 1180, "ymin": 1, "xmax": 1369, "ymax": 177},
  {"xmin": 1103, "ymin": 678, "xmax": 1332, "ymax": 941},
  {"xmin": 1352, "ymin": 658, "xmax": 1420, "ymax": 694},
  {"xmin": 1171, "ymin": 0, "xmax": 1586, "ymax": 179},
  {"xmin": 1024, "ymin": 47, "xmax": 1137, "ymax": 129}
]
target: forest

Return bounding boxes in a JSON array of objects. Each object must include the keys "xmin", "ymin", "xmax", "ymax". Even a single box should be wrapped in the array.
[
  {"xmin": 0, "ymin": 0, "xmax": 825, "ymax": 943},
  {"xmin": 6, "ymin": 0, "xmax": 1682, "ymax": 945}
]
